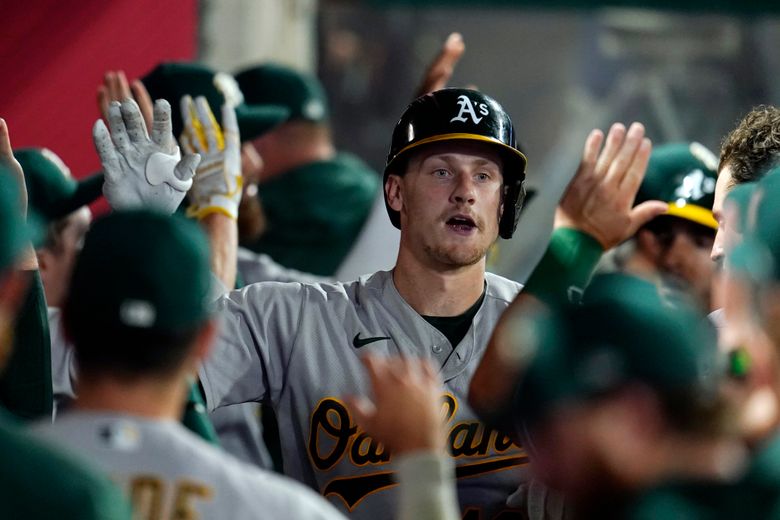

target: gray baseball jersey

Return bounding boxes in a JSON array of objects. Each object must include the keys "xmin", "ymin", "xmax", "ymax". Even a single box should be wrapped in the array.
[
  {"xmin": 200, "ymin": 269, "xmax": 534, "ymax": 519},
  {"xmin": 31, "ymin": 412, "xmax": 346, "ymax": 520}
]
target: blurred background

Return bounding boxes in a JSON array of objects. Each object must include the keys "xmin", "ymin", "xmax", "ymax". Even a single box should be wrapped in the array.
[{"xmin": 2, "ymin": 0, "xmax": 779, "ymax": 279}]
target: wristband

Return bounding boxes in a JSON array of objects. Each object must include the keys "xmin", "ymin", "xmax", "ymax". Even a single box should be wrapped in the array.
[{"xmin": 523, "ymin": 227, "xmax": 604, "ymax": 304}]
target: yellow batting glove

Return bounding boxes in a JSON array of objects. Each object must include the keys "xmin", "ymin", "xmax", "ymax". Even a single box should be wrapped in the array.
[{"xmin": 180, "ymin": 95, "xmax": 242, "ymax": 220}]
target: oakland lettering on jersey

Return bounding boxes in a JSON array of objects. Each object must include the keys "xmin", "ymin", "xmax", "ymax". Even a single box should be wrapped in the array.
[
  {"xmin": 308, "ymin": 395, "xmax": 529, "ymax": 510},
  {"xmin": 309, "ymin": 394, "xmax": 521, "ymax": 471}
]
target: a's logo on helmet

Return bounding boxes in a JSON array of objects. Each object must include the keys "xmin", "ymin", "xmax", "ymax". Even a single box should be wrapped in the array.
[
  {"xmin": 674, "ymin": 169, "xmax": 715, "ymax": 203},
  {"xmin": 450, "ymin": 95, "xmax": 489, "ymax": 125}
]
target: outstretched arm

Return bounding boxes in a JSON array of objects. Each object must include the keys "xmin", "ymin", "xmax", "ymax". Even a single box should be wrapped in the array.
[
  {"xmin": 469, "ymin": 122, "xmax": 666, "ymax": 431},
  {"xmin": 179, "ymin": 95, "xmax": 242, "ymax": 290},
  {"xmin": 0, "ymin": 119, "xmax": 36, "ymax": 270},
  {"xmin": 415, "ymin": 32, "xmax": 465, "ymax": 98}
]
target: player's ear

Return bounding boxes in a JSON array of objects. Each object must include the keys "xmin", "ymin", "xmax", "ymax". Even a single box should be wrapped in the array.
[{"xmin": 385, "ymin": 174, "xmax": 404, "ymax": 213}]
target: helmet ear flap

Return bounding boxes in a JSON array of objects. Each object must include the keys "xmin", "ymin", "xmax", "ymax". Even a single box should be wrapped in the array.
[{"xmin": 499, "ymin": 179, "xmax": 526, "ymax": 239}]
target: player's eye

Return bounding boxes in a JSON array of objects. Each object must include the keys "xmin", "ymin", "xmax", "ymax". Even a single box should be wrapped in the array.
[
  {"xmin": 433, "ymin": 168, "xmax": 451, "ymax": 178},
  {"xmin": 475, "ymin": 172, "xmax": 491, "ymax": 182}
]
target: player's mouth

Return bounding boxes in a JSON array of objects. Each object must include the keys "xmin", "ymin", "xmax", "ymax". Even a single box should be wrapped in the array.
[{"xmin": 446, "ymin": 214, "xmax": 478, "ymax": 235}]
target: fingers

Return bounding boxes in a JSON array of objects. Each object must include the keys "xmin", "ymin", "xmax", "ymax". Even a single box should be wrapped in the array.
[
  {"xmin": 627, "ymin": 200, "xmax": 669, "ymax": 237},
  {"xmin": 604, "ymin": 122, "xmax": 645, "ymax": 186},
  {"xmin": 0, "ymin": 118, "xmax": 12, "ymax": 160},
  {"xmin": 420, "ymin": 358, "xmax": 441, "ymax": 384},
  {"xmin": 581, "ymin": 128, "xmax": 604, "ymax": 170},
  {"xmin": 619, "ymin": 136, "xmax": 652, "ymax": 193},
  {"xmin": 342, "ymin": 395, "xmax": 376, "ymax": 431},
  {"xmin": 151, "ymin": 99, "xmax": 174, "ymax": 150},
  {"xmin": 560, "ymin": 129, "xmax": 604, "ymax": 206},
  {"xmin": 573, "ymin": 128, "xmax": 605, "ymax": 186},
  {"xmin": 120, "ymin": 99, "xmax": 149, "ymax": 143},
  {"xmin": 179, "ymin": 95, "xmax": 199, "ymax": 153},
  {"xmin": 195, "ymin": 96, "xmax": 223, "ymax": 151},
  {"xmin": 174, "ymin": 153, "xmax": 200, "ymax": 183},
  {"xmin": 107, "ymin": 101, "xmax": 132, "ymax": 156},
  {"xmin": 130, "ymin": 79, "xmax": 155, "ymax": 131},
  {"xmin": 97, "ymin": 85, "xmax": 110, "ymax": 122},
  {"xmin": 181, "ymin": 95, "xmax": 210, "ymax": 152},
  {"xmin": 92, "ymin": 119, "xmax": 121, "ymax": 182},
  {"xmin": 593, "ymin": 123, "xmax": 626, "ymax": 179},
  {"xmin": 106, "ymin": 70, "xmax": 132, "ymax": 102},
  {"xmin": 416, "ymin": 32, "xmax": 465, "ymax": 97},
  {"xmin": 221, "ymin": 102, "xmax": 240, "ymax": 148}
]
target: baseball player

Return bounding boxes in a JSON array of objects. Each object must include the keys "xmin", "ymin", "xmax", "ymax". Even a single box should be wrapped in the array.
[
  {"xmin": 0, "ymin": 120, "xmax": 131, "ymax": 519},
  {"xmin": 234, "ymin": 63, "xmax": 387, "ymax": 278},
  {"xmin": 511, "ymin": 274, "xmax": 741, "ymax": 518},
  {"xmin": 599, "ymin": 142, "xmax": 719, "ymax": 311},
  {"xmin": 711, "ymin": 105, "xmax": 780, "ymax": 265},
  {"xmin": 31, "ymin": 209, "xmax": 347, "ymax": 520},
  {"xmin": 17, "ymin": 141, "xmax": 220, "ymax": 442},
  {"xmin": 469, "ymin": 120, "xmax": 665, "ymax": 440},
  {"xmin": 94, "ymin": 89, "xmax": 658, "ymax": 519},
  {"xmin": 13, "ymin": 148, "xmax": 101, "ymax": 410}
]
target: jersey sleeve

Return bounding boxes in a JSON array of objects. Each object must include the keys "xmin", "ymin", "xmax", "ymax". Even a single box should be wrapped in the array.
[
  {"xmin": 393, "ymin": 451, "xmax": 460, "ymax": 520},
  {"xmin": 199, "ymin": 281, "xmax": 307, "ymax": 410},
  {"xmin": 48, "ymin": 307, "xmax": 77, "ymax": 402}
]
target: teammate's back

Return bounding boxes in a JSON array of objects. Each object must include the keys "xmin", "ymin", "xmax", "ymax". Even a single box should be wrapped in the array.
[{"xmin": 32, "ymin": 411, "xmax": 344, "ymax": 519}]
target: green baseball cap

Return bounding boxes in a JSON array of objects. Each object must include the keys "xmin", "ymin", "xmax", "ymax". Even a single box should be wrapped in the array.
[
  {"xmin": 14, "ymin": 148, "xmax": 103, "ymax": 224},
  {"xmin": 0, "ymin": 166, "xmax": 32, "ymax": 271},
  {"xmin": 514, "ymin": 273, "xmax": 720, "ymax": 427},
  {"xmin": 141, "ymin": 62, "xmax": 290, "ymax": 141},
  {"xmin": 234, "ymin": 63, "xmax": 329, "ymax": 124},
  {"xmin": 65, "ymin": 210, "xmax": 212, "ymax": 335},
  {"xmin": 636, "ymin": 142, "xmax": 719, "ymax": 230}
]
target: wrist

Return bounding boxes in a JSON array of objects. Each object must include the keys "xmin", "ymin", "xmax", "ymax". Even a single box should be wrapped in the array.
[
  {"xmin": 523, "ymin": 227, "xmax": 604, "ymax": 304},
  {"xmin": 186, "ymin": 202, "xmax": 238, "ymax": 221}
]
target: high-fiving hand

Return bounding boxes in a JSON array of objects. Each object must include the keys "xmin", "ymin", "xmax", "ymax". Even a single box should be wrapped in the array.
[
  {"xmin": 557, "ymin": 122, "xmax": 667, "ymax": 249},
  {"xmin": 93, "ymin": 99, "xmax": 200, "ymax": 215},
  {"xmin": 179, "ymin": 95, "xmax": 242, "ymax": 220}
]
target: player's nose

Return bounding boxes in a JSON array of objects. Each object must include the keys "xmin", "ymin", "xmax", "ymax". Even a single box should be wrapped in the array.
[
  {"xmin": 451, "ymin": 174, "xmax": 476, "ymax": 205},
  {"xmin": 711, "ymin": 227, "xmax": 725, "ymax": 263}
]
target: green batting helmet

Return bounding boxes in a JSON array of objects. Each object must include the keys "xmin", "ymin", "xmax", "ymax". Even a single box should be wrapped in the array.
[{"xmin": 383, "ymin": 88, "xmax": 527, "ymax": 239}]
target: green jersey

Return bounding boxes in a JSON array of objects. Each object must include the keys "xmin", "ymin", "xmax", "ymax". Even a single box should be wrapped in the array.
[{"xmin": 630, "ymin": 434, "xmax": 780, "ymax": 519}]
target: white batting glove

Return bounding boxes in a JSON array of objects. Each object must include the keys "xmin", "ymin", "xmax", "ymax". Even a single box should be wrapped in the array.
[
  {"xmin": 93, "ymin": 99, "xmax": 200, "ymax": 215},
  {"xmin": 179, "ymin": 95, "xmax": 242, "ymax": 220}
]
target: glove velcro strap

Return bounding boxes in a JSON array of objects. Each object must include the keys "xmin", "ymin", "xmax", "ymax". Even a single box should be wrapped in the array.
[{"xmin": 523, "ymin": 227, "xmax": 604, "ymax": 304}]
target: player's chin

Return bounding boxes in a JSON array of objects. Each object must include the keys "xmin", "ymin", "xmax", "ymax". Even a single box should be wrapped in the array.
[{"xmin": 431, "ymin": 244, "xmax": 487, "ymax": 268}]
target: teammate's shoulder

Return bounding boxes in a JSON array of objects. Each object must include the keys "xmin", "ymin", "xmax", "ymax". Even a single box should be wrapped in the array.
[
  {"xmin": 485, "ymin": 272, "xmax": 523, "ymax": 304},
  {"xmin": 6, "ymin": 413, "xmax": 132, "ymax": 519}
]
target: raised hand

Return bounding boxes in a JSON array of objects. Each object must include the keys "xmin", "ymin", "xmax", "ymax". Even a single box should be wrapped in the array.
[
  {"xmin": 0, "ymin": 118, "xmax": 26, "ymax": 215},
  {"xmin": 415, "ymin": 32, "xmax": 466, "ymax": 98},
  {"xmin": 345, "ymin": 355, "xmax": 447, "ymax": 456},
  {"xmin": 179, "ymin": 95, "xmax": 243, "ymax": 220},
  {"xmin": 93, "ymin": 99, "xmax": 200, "ymax": 214},
  {"xmin": 557, "ymin": 122, "xmax": 667, "ymax": 249},
  {"xmin": 97, "ymin": 70, "xmax": 154, "ymax": 132}
]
